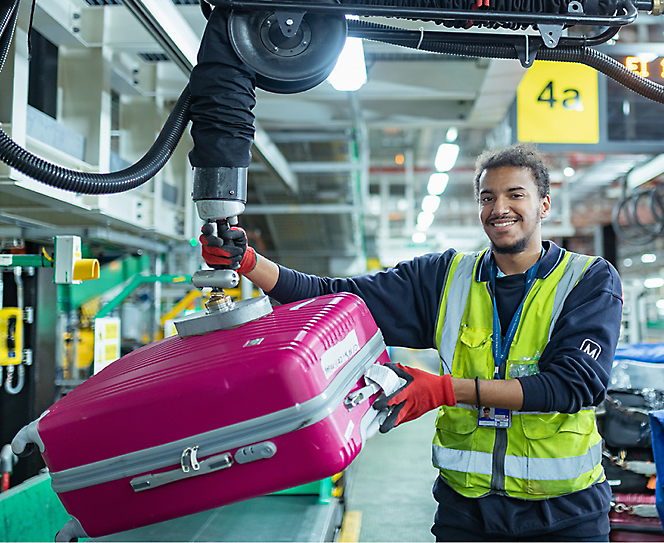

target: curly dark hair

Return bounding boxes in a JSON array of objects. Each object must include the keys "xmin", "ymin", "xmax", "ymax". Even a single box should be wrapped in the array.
[{"xmin": 473, "ymin": 143, "xmax": 550, "ymax": 201}]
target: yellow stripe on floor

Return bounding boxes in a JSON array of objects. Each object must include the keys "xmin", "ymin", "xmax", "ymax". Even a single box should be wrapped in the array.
[{"xmin": 339, "ymin": 510, "xmax": 362, "ymax": 542}]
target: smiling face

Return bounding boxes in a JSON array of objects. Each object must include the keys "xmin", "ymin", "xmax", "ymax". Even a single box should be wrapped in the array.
[{"xmin": 478, "ymin": 166, "xmax": 551, "ymax": 256}]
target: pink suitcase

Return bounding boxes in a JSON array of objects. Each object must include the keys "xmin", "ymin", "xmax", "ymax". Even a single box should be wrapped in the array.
[{"xmin": 12, "ymin": 293, "xmax": 395, "ymax": 538}]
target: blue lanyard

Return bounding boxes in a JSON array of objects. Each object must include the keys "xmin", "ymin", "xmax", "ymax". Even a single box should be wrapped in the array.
[{"xmin": 489, "ymin": 257, "xmax": 540, "ymax": 379}]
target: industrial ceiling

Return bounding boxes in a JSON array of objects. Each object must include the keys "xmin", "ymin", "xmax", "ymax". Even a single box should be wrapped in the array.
[{"xmin": 2, "ymin": 0, "xmax": 664, "ymax": 278}]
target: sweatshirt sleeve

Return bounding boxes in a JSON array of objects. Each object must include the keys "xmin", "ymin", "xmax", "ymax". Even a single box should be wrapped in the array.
[
  {"xmin": 267, "ymin": 251, "xmax": 456, "ymax": 349},
  {"xmin": 518, "ymin": 258, "xmax": 623, "ymax": 413}
]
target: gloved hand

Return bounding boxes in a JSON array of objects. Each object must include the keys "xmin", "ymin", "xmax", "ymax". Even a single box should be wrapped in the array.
[
  {"xmin": 200, "ymin": 223, "xmax": 257, "ymax": 274},
  {"xmin": 373, "ymin": 363, "xmax": 456, "ymax": 433}
]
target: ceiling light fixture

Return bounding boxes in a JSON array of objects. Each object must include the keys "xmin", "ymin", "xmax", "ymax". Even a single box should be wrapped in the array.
[
  {"xmin": 563, "ymin": 167, "xmax": 575, "ymax": 177},
  {"xmin": 417, "ymin": 211, "xmax": 435, "ymax": 229},
  {"xmin": 644, "ymin": 277, "xmax": 664, "ymax": 289},
  {"xmin": 445, "ymin": 127, "xmax": 458, "ymax": 143},
  {"xmin": 422, "ymin": 195, "xmax": 441, "ymax": 214},
  {"xmin": 435, "ymin": 143, "xmax": 459, "ymax": 172},
  {"xmin": 427, "ymin": 173, "xmax": 449, "ymax": 195},
  {"xmin": 327, "ymin": 37, "xmax": 367, "ymax": 92},
  {"xmin": 412, "ymin": 232, "xmax": 427, "ymax": 244},
  {"xmin": 642, "ymin": 253, "xmax": 657, "ymax": 263}
]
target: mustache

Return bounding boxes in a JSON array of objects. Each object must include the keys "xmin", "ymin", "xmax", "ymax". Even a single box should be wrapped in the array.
[{"xmin": 486, "ymin": 214, "xmax": 519, "ymax": 223}]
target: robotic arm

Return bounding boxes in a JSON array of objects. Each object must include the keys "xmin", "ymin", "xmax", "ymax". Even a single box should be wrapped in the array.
[{"xmin": 1, "ymin": 0, "xmax": 664, "ymax": 335}]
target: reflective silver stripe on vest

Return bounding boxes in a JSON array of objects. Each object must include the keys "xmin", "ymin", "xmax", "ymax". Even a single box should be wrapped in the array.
[
  {"xmin": 432, "ymin": 446, "xmax": 493, "ymax": 475},
  {"xmin": 438, "ymin": 253, "xmax": 478, "ymax": 373},
  {"xmin": 548, "ymin": 254, "xmax": 593, "ymax": 341},
  {"xmin": 433, "ymin": 441, "xmax": 602, "ymax": 480}
]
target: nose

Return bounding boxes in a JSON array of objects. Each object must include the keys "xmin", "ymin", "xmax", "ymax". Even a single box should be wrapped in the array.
[{"xmin": 491, "ymin": 195, "xmax": 510, "ymax": 216}]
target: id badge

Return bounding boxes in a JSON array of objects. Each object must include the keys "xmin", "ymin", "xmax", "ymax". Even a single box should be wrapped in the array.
[{"xmin": 478, "ymin": 407, "xmax": 511, "ymax": 428}]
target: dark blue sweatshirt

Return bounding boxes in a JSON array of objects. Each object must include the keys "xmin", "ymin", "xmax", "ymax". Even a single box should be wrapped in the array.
[{"xmin": 267, "ymin": 240, "xmax": 623, "ymax": 538}]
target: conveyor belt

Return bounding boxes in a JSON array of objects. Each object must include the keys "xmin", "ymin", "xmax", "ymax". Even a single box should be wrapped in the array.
[{"xmin": 92, "ymin": 495, "xmax": 344, "ymax": 542}]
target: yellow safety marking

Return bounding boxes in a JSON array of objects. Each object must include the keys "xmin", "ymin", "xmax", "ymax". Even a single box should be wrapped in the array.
[
  {"xmin": 338, "ymin": 510, "xmax": 362, "ymax": 543},
  {"xmin": 160, "ymin": 290, "xmax": 202, "ymax": 326}
]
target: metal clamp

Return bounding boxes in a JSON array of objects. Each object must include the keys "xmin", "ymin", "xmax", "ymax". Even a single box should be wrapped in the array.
[
  {"xmin": 613, "ymin": 503, "xmax": 659, "ymax": 517},
  {"xmin": 181, "ymin": 446, "xmax": 200, "ymax": 473},
  {"xmin": 344, "ymin": 384, "xmax": 379, "ymax": 410}
]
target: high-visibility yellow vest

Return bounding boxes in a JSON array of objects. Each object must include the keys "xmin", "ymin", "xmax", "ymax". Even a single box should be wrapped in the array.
[{"xmin": 432, "ymin": 249, "xmax": 605, "ymax": 499}]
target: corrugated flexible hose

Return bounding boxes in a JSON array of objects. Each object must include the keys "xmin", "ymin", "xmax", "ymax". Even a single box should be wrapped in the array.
[
  {"xmin": 349, "ymin": 19, "xmax": 664, "ymax": 103},
  {"xmin": 1, "ymin": 3, "xmax": 663, "ymax": 195}
]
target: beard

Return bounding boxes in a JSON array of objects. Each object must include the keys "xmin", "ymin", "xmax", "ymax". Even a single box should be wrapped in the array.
[{"xmin": 490, "ymin": 232, "xmax": 533, "ymax": 254}]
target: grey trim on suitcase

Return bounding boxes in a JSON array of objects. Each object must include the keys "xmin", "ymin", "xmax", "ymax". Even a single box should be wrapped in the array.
[{"xmin": 50, "ymin": 329, "xmax": 387, "ymax": 494}]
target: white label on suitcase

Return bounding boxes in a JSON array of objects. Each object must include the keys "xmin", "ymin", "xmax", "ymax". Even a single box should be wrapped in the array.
[{"xmin": 321, "ymin": 330, "xmax": 360, "ymax": 379}]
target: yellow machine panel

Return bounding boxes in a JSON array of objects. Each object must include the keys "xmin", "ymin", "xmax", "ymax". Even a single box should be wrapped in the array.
[{"xmin": 0, "ymin": 308, "xmax": 23, "ymax": 366}]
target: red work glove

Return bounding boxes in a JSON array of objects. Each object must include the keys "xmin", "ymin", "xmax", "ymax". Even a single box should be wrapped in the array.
[
  {"xmin": 373, "ymin": 363, "xmax": 456, "ymax": 433},
  {"xmin": 200, "ymin": 223, "xmax": 257, "ymax": 274}
]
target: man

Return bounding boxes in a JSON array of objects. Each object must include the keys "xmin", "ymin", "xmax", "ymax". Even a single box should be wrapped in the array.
[{"xmin": 201, "ymin": 144, "xmax": 623, "ymax": 541}]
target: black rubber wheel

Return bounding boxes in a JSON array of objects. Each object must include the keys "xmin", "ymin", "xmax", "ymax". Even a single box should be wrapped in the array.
[{"xmin": 228, "ymin": 2, "xmax": 347, "ymax": 94}]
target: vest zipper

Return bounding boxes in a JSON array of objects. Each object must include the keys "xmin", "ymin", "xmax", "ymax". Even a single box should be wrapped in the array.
[{"xmin": 487, "ymin": 280, "xmax": 509, "ymax": 494}]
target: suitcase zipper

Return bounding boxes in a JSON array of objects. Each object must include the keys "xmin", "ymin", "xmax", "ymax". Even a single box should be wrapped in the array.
[{"xmin": 50, "ymin": 330, "xmax": 386, "ymax": 494}]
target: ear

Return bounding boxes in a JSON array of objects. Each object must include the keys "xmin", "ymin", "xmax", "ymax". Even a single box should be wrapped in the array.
[{"xmin": 540, "ymin": 195, "xmax": 551, "ymax": 219}]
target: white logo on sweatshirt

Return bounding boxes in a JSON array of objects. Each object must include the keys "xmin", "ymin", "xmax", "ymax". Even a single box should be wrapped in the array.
[{"xmin": 580, "ymin": 339, "xmax": 601, "ymax": 360}]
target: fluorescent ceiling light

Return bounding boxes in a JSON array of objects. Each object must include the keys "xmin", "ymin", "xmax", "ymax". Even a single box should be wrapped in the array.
[
  {"xmin": 627, "ymin": 154, "xmax": 664, "ymax": 189},
  {"xmin": 422, "ymin": 195, "xmax": 441, "ymax": 214},
  {"xmin": 644, "ymin": 277, "xmax": 664, "ymax": 289},
  {"xmin": 656, "ymin": 299, "xmax": 664, "ymax": 309},
  {"xmin": 563, "ymin": 167, "xmax": 575, "ymax": 177},
  {"xmin": 412, "ymin": 232, "xmax": 427, "ymax": 244},
  {"xmin": 623, "ymin": 258, "xmax": 633, "ymax": 267},
  {"xmin": 427, "ymin": 173, "xmax": 449, "ymax": 195},
  {"xmin": 417, "ymin": 211, "xmax": 435, "ymax": 229},
  {"xmin": 435, "ymin": 143, "xmax": 459, "ymax": 172},
  {"xmin": 445, "ymin": 127, "xmax": 458, "ymax": 142},
  {"xmin": 327, "ymin": 37, "xmax": 367, "ymax": 92},
  {"xmin": 642, "ymin": 253, "xmax": 657, "ymax": 263}
]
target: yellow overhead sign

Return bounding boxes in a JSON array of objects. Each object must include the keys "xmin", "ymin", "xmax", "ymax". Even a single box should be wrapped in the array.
[{"xmin": 516, "ymin": 60, "xmax": 599, "ymax": 144}]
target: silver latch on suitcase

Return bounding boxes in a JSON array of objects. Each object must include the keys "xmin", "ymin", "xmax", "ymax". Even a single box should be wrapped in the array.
[{"xmin": 181, "ymin": 446, "xmax": 201, "ymax": 472}]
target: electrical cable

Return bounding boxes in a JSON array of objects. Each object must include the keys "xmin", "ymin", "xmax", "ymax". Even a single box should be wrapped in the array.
[{"xmin": 612, "ymin": 187, "xmax": 664, "ymax": 244}]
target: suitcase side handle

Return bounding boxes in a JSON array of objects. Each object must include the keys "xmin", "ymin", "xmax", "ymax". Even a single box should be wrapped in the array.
[
  {"xmin": 130, "ymin": 450, "xmax": 235, "ymax": 492},
  {"xmin": 344, "ymin": 363, "xmax": 401, "ymax": 410}
]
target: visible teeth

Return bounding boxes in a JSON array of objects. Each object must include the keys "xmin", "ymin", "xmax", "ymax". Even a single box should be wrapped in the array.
[{"xmin": 492, "ymin": 220, "xmax": 516, "ymax": 226}]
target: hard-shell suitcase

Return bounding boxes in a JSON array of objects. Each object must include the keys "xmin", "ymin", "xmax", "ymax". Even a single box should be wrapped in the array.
[
  {"xmin": 12, "ymin": 293, "xmax": 396, "ymax": 539},
  {"xmin": 610, "ymin": 493, "xmax": 664, "ymax": 542}
]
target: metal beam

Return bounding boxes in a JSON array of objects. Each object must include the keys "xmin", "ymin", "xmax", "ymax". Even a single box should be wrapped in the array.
[
  {"xmin": 121, "ymin": 0, "xmax": 297, "ymax": 192},
  {"xmin": 250, "ymin": 162, "xmax": 362, "ymax": 174},
  {"xmin": 243, "ymin": 204, "xmax": 359, "ymax": 214}
]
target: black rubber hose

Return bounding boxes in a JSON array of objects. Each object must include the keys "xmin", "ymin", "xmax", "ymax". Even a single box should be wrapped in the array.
[
  {"xmin": 349, "ymin": 19, "xmax": 664, "ymax": 104},
  {"xmin": 539, "ymin": 47, "xmax": 664, "ymax": 103},
  {"xmin": 0, "ymin": 0, "xmax": 19, "ymax": 73},
  {"xmin": 0, "ymin": 0, "xmax": 192, "ymax": 195},
  {"xmin": 0, "ymin": 86, "xmax": 192, "ymax": 194}
]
